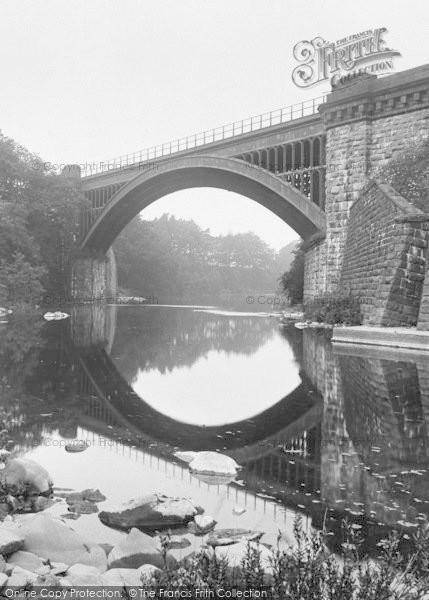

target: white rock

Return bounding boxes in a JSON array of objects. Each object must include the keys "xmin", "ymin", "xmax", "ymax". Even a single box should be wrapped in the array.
[
  {"xmin": 232, "ymin": 505, "xmax": 246, "ymax": 516},
  {"xmin": 174, "ymin": 451, "xmax": 197, "ymax": 464},
  {"xmin": 0, "ymin": 572, "xmax": 7, "ymax": 587},
  {"xmin": 7, "ymin": 565, "xmax": 38, "ymax": 587},
  {"xmin": 194, "ymin": 514, "xmax": 217, "ymax": 534},
  {"xmin": 43, "ymin": 312, "xmax": 70, "ymax": 321},
  {"xmin": 19, "ymin": 514, "xmax": 106, "ymax": 571},
  {"xmin": 0, "ymin": 529, "xmax": 24, "ymax": 555},
  {"xmin": 137, "ymin": 564, "xmax": 162, "ymax": 580},
  {"xmin": 188, "ymin": 452, "xmax": 241, "ymax": 476},
  {"xmin": 66, "ymin": 564, "xmax": 103, "ymax": 586},
  {"xmin": 107, "ymin": 528, "xmax": 176, "ymax": 570},
  {"xmin": 2, "ymin": 458, "xmax": 53, "ymax": 495},
  {"xmin": 8, "ymin": 550, "xmax": 44, "ymax": 571},
  {"xmin": 101, "ymin": 568, "xmax": 143, "ymax": 587}
]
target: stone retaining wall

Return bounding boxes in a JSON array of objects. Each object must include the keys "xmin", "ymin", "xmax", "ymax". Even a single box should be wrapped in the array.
[{"xmin": 340, "ymin": 181, "xmax": 429, "ymax": 327}]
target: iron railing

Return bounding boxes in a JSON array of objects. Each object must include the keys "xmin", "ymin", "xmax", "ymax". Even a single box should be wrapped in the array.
[{"xmin": 81, "ymin": 94, "xmax": 327, "ymax": 178}]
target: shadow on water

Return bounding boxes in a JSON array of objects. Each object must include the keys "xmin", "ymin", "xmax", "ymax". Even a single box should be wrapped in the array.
[{"xmin": 0, "ymin": 305, "xmax": 429, "ymax": 553}]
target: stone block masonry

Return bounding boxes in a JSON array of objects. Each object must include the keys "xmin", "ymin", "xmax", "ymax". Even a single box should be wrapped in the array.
[{"xmin": 340, "ymin": 181, "xmax": 429, "ymax": 327}]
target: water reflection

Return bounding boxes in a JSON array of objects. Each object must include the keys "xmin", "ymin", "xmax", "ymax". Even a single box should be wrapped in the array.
[{"xmin": 0, "ymin": 306, "xmax": 428, "ymax": 552}]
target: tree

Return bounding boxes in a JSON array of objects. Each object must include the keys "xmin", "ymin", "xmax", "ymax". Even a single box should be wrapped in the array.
[{"xmin": 278, "ymin": 241, "xmax": 305, "ymax": 305}]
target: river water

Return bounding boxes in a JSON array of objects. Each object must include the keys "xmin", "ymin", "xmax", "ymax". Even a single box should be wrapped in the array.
[{"xmin": 0, "ymin": 304, "xmax": 428, "ymax": 557}]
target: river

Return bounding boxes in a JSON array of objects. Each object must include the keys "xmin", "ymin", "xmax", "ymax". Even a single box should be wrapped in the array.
[{"xmin": 0, "ymin": 304, "xmax": 428, "ymax": 558}]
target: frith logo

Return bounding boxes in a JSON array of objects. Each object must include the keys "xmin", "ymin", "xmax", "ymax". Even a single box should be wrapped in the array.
[{"xmin": 292, "ymin": 28, "xmax": 401, "ymax": 88}]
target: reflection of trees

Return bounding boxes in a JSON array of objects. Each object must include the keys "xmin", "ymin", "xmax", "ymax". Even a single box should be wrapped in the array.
[{"xmin": 110, "ymin": 308, "xmax": 277, "ymax": 382}]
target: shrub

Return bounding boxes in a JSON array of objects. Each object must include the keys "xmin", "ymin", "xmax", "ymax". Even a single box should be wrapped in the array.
[
  {"xmin": 278, "ymin": 241, "xmax": 305, "ymax": 305},
  {"xmin": 304, "ymin": 293, "xmax": 362, "ymax": 325}
]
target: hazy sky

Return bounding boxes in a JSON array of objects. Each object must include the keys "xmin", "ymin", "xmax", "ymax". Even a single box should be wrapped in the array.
[{"xmin": 0, "ymin": 0, "xmax": 426, "ymax": 249}]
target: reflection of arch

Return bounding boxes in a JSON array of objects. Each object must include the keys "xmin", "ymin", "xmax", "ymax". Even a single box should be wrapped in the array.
[
  {"xmin": 81, "ymin": 156, "xmax": 326, "ymax": 253},
  {"xmin": 77, "ymin": 345, "xmax": 323, "ymax": 457}
]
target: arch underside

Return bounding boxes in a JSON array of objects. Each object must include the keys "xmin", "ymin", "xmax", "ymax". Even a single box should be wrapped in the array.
[{"xmin": 81, "ymin": 157, "xmax": 326, "ymax": 253}]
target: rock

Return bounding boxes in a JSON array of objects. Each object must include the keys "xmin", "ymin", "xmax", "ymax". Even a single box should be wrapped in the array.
[
  {"xmin": 66, "ymin": 564, "xmax": 103, "ymax": 586},
  {"xmin": 0, "ymin": 529, "xmax": 25, "ymax": 555},
  {"xmin": 99, "ymin": 493, "xmax": 202, "ymax": 531},
  {"xmin": 34, "ymin": 565, "xmax": 51, "ymax": 576},
  {"xmin": 65, "ymin": 441, "xmax": 88, "ymax": 453},
  {"xmin": 49, "ymin": 562, "xmax": 68, "ymax": 576},
  {"xmin": 188, "ymin": 452, "xmax": 241, "ymax": 476},
  {"xmin": 0, "ymin": 555, "xmax": 6, "ymax": 573},
  {"xmin": 8, "ymin": 550, "xmax": 44, "ymax": 571},
  {"xmin": 61, "ymin": 513, "xmax": 80, "ymax": 520},
  {"xmin": 81, "ymin": 489, "xmax": 106, "ymax": 503},
  {"xmin": 100, "ymin": 544, "xmax": 114, "ymax": 557},
  {"xmin": 232, "ymin": 505, "xmax": 246, "ymax": 516},
  {"xmin": 20, "ymin": 514, "xmax": 107, "ymax": 571},
  {"xmin": 43, "ymin": 312, "xmax": 70, "ymax": 321},
  {"xmin": 107, "ymin": 528, "xmax": 176, "ymax": 570},
  {"xmin": 194, "ymin": 515, "xmax": 217, "ymax": 534},
  {"xmin": 101, "ymin": 568, "xmax": 143, "ymax": 587},
  {"xmin": 7, "ymin": 565, "xmax": 38, "ymax": 587},
  {"xmin": 59, "ymin": 577, "xmax": 72, "ymax": 588},
  {"xmin": 138, "ymin": 564, "xmax": 162, "ymax": 581},
  {"xmin": 215, "ymin": 541, "xmax": 273, "ymax": 574},
  {"xmin": 2, "ymin": 458, "xmax": 53, "ymax": 495},
  {"xmin": 68, "ymin": 500, "xmax": 98, "ymax": 514},
  {"xmin": 174, "ymin": 451, "xmax": 197, "ymax": 464},
  {"xmin": 206, "ymin": 529, "xmax": 264, "ymax": 547},
  {"xmin": 0, "ymin": 572, "xmax": 7, "ymax": 587},
  {"xmin": 168, "ymin": 536, "xmax": 191, "ymax": 550},
  {"xmin": 32, "ymin": 496, "xmax": 53, "ymax": 513},
  {"xmin": 191, "ymin": 473, "xmax": 236, "ymax": 486},
  {"xmin": 32, "ymin": 573, "xmax": 62, "ymax": 587}
]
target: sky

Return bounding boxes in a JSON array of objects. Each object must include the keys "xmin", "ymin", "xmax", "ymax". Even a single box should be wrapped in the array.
[{"xmin": 0, "ymin": 0, "xmax": 427, "ymax": 249}]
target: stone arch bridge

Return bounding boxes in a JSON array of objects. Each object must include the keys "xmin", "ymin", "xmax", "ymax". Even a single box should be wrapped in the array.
[{"xmin": 71, "ymin": 65, "xmax": 429, "ymax": 329}]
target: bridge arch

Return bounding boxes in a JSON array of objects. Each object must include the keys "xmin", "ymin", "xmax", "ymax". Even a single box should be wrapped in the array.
[{"xmin": 81, "ymin": 155, "xmax": 326, "ymax": 253}]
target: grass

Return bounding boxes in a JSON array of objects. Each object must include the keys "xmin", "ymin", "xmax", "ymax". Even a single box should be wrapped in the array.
[{"xmin": 139, "ymin": 516, "xmax": 429, "ymax": 599}]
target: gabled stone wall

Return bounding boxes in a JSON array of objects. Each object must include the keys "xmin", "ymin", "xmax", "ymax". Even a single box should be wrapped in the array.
[{"xmin": 340, "ymin": 181, "xmax": 429, "ymax": 327}]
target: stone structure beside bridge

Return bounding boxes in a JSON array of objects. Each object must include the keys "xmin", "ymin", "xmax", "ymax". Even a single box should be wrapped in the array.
[{"xmin": 71, "ymin": 64, "xmax": 429, "ymax": 330}]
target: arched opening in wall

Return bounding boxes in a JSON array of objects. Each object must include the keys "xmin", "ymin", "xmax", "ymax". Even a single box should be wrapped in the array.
[
  {"xmin": 112, "ymin": 187, "xmax": 300, "ymax": 308},
  {"xmin": 108, "ymin": 186, "xmax": 311, "ymax": 427}
]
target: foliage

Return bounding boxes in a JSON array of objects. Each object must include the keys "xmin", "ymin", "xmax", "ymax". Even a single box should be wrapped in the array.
[
  {"xmin": 141, "ymin": 517, "xmax": 429, "ymax": 599},
  {"xmin": 378, "ymin": 138, "xmax": 429, "ymax": 213},
  {"xmin": 0, "ymin": 132, "xmax": 86, "ymax": 306},
  {"xmin": 278, "ymin": 240, "xmax": 304, "ymax": 305},
  {"xmin": 304, "ymin": 293, "xmax": 362, "ymax": 325},
  {"xmin": 114, "ymin": 213, "xmax": 293, "ymax": 302}
]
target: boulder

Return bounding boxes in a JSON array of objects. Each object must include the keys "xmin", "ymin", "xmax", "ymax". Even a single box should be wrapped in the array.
[
  {"xmin": 215, "ymin": 541, "xmax": 273, "ymax": 574},
  {"xmin": 0, "ymin": 572, "xmax": 7, "ymax": 587},
  {"xmin": 232, "ymin": 505, "xmax": 246, "ymax": 516},
  {"xmin": 168, "ymin": 536, "xmax": 191, "ymax": 550},
  {"xmin": 174, "ymin": 451, "xmax": 197, "ymax": 464},
  {"xmin": 7, "ymin": 565, "xmax": 38, "ymax": 587},
  {"xmin": 66, "ymin": 564, "xmax": 103, "ymax": 586},
  {"xmin": 31, "ymin": 496, "xmax": 53, "ymax": 513},
  {"xmin": 67, "ymin": 500, "xmax": 98, "ymax": 514},
  {"xmin": 81, "ymin": 489, "xmax": 106, "ymax": 503},
  {"xmin": 193, "ymin": 515, "xmax": 217, "ymax": 534},
  {"xmin": 107, "ymin": 528, "xmax": 176, "ymax": 570},
  {"xmin": 64, "ymin": 442, "xmax": 88, "ymax": 453},
  {"xmin": 99, "ymin": 494, "xmax": 202, "ymax": 531},
  {"xmin": 188, "ymin": 452, "xmax": 240, "ymax": 476},
  {"xmin": 8, "ymin": 550, "xmax": 44, "ymax": 572},
  {"xmin": 206, "ymin": 529, "xmax": 264, "ymax": 547},
  {"xmin": 190, "ymin": 472, "xmax": 236, "ymax": 486},
  {"xmin": 19, "ymin": 514, "xmax": 107, "ymax": 571},
  {"xmin": 2, "ymin": 458, "xmax": 53, "ymax": 495},
  {"xmin": 0, "ymin": 529, "xmax": 24, "ymax": 555},
  {"xmin": 101, "ymin": 568, "xmax": 143, "ymax": 587},
  {"xmin": 138, "ymin": 564, "xmax": 162, "ymax": 581}
]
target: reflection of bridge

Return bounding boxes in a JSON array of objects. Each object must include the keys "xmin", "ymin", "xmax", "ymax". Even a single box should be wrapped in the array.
[{"xmin": 77, "ymin": 344, "xmax": 323, "ymax": 455}]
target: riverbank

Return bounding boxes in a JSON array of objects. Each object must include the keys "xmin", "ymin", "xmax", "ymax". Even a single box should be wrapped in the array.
[{"xmin": 332, "ymin": 325, "xmax": 429, "ymax": 351}]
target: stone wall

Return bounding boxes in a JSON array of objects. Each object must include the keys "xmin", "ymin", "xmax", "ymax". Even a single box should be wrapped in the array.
[
  {"xmin": 71, "ymin": 247, "xmax": 117, "ymax": 303},
  {"xmin": 303, "ymin": 237, "xmax": 327, "ymax": 301},
  {"xmin": 418, "ymin": 260, "xmax": 429, "ymax": 330},
  {"xmin": 340, "ymin": 181, "xmax": 429, "ymax": 326},
  {"xmin": 318, "ymin": 67, "xmax": 429, "ymax": 296}
]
